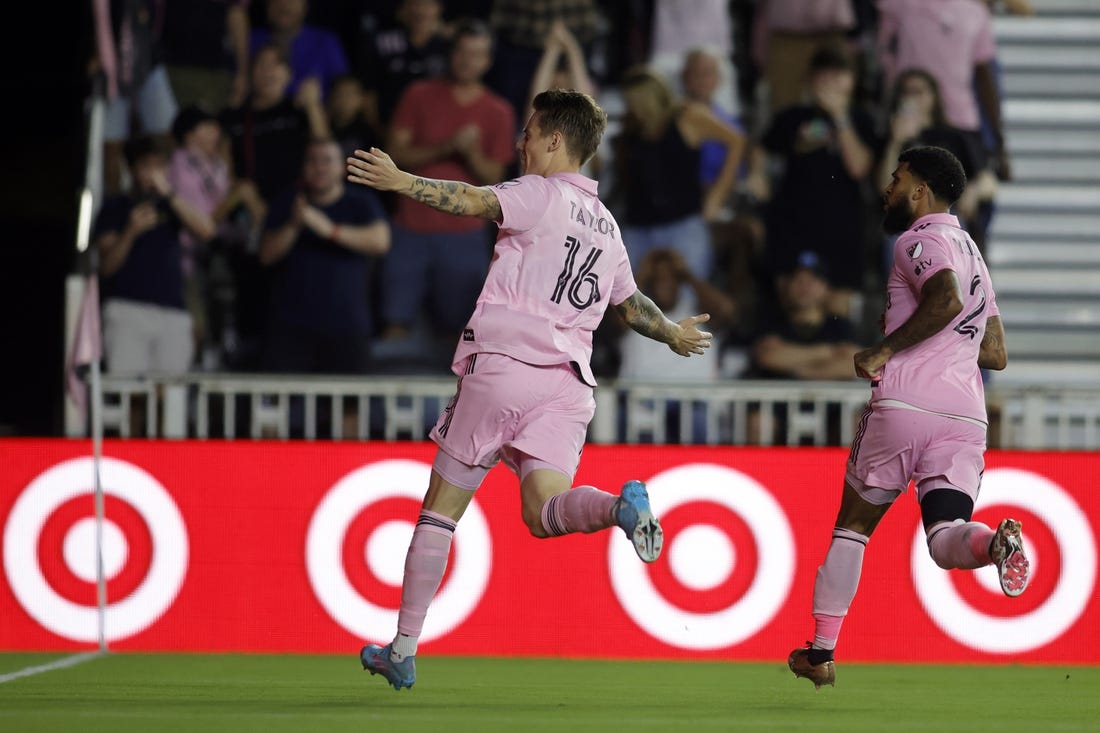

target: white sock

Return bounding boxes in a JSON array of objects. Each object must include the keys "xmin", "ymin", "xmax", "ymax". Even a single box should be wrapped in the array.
[{"xmin": 391, "ymin": 633, "xmax": 417, "ymax": 662}]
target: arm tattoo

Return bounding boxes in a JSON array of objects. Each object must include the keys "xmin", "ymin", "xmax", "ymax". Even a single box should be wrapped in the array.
[
  {"xmin": 614, "ymin": 291, "xmax": 676, "ymax": 343},
  {"xmin": 881, "ymin": 270, "xmax": 963, "ymax": 354},
  {"xmin": 477, "ymin": 187, "xmax": 502, "ymax": 221},
  {"xmin": 407, "ymin": 177, "xmax": 500, "ymax": 220}
]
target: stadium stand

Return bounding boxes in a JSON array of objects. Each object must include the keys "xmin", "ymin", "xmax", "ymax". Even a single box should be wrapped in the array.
[{"xmin": 986, "ymin": 0, "xmax": 1100, "ymax": 386}]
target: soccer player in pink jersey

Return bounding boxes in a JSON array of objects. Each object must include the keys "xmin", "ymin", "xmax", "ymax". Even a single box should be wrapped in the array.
[
  {"xmin": 787, "ymin": 146, "xmax": 1030, "ymax": 690},
  {"xmin": 345, "ymin": 89, "xmax": 713, "ymax": 691}
]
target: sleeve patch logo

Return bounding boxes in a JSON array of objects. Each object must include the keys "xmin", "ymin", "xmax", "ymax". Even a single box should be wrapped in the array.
[{"xmin": 906, "ymin": 241, "xmax": 923, "ymax": 260}]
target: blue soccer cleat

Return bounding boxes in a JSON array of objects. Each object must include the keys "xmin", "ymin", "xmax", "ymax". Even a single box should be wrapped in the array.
[
  {"xmin": 360, "ymin": 643, "xmax": 416, "ymax": 691},
  {"xmin": 615, "ymin": 480, "xmax": 663, "ymax": 563}
]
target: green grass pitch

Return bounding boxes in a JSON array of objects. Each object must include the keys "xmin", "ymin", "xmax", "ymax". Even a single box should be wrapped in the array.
[{"xmin": 1, "ymin": 652, "xmax": 1097, "ymax": 732}]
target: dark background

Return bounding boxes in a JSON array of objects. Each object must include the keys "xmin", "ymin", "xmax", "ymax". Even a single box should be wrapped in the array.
[{"xmin": 0, "ymin": 6, "xmax": 91, "ymax": 435}]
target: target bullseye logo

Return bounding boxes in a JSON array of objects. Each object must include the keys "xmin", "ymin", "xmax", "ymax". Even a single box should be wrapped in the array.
[
  {"xmin": 3, "ymin": 457, "xmax": 188, "ymax": 643},
  {"xmin": 608, "ymin": 463, "xmax": 795, "ymax": 650},
  {"xmin": 912, "ymin": 468, "xmax": 1097, "ymax": 653},
  {"xmin": 305, "ymin": 460, "xmax": 490, "ymax": 643}
]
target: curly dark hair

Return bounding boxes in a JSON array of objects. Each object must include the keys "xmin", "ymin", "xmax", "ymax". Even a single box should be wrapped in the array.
[{"xmin": 898, "ymin": 145, "xmax": 967, "ymax": 206}]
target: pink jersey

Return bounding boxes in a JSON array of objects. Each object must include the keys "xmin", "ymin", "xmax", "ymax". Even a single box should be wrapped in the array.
[
  {"xmin": 875, "ymin": 213, "xmax": 999, "ymax": 423},
  {"xmin": 877, "ymin": 0, "xmax": 996, "ymax": 131},
  {"xmin": 451, "ymin": 173, "xmax": 636, "ymax": 386}
]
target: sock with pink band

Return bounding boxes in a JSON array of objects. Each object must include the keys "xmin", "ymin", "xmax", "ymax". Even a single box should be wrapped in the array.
[
  {"xmin": 810, "ymin": 527, "xmax": 869, "ymax": 657},
  {"xmin": 540, "ymin": 485, "xmax": 618, "ymax": 536}
]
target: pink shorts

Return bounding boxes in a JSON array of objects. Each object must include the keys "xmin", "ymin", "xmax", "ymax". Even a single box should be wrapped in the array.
[
  {"xmin": 845, "ymin": 403, "xmax": 987, "ymax": 505},
  {"xmin": 430, "ymin": 352, "xmax": 595, "ymax": 485}
]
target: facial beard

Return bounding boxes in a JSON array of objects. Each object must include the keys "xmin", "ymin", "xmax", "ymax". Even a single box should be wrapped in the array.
[{"xmin": 882, "ymin": 197, "xmax": 914, "ymax": 235}]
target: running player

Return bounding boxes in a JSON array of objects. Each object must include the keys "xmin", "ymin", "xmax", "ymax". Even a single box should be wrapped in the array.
[
  {"xmin": 346, "ymin": 89, "xmax": 712, "ymax": 690},
  {"xmin": 788, "ymin": 145, "xmax": 1030, "ymax": 690}
]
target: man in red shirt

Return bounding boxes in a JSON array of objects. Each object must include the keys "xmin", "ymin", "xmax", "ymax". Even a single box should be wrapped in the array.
[{"xmin": 380, "ymin": 19, "xmax": 516, "ymax": 366}]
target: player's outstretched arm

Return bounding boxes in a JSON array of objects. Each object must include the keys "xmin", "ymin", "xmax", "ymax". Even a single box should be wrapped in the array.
[
  {"xmin": 614, "ymin": 290, "xmax": 712, "ymax": 357},
  {"xmin": 347, "ymin": 147, "xmax": 502, "ymax": 220}
]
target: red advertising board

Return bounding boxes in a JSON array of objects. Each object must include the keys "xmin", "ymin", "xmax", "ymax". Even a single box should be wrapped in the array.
[{"xmin": 1, "ymin": 439, "xmax": 1096, "ymax": 663}]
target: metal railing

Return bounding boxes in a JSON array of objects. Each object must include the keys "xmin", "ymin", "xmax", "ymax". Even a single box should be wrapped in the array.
[{"xmin": 73, "ymin": 373, "xmax": 1100, "ymax": 450}]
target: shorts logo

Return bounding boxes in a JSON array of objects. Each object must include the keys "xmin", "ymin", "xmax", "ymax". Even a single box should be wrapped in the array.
[
  {"xmin": 907, "ymin": 242, "xmax": 923, "ymax": 260},
  {"xmin": 607, "ymin": 463, "xmax": 795, "ymax": 650},
  {"xmin": 462, "ymin": 328, "xmax": 475, "ymax": 342}
]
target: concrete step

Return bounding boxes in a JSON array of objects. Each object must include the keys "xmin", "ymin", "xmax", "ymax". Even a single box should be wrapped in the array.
[
  {"xmin": 1000, "ymin": 327, "xmax": 1100, "ymax": 358},
  {"xmin": 995, "ymin": 297, "xmax": 1100, "ymax": 327},
  {"xmin": 1002, "ymin": 70, "xmax": 1100, "ymax": 99},
  {"xmin": 995, "ymin": 16, "xmax": 1100, "ymax": 41},
  {"xmin": 989, "ymin": 359, "xmax": 1100, "ymax": 388},
  {"xmin": 1027, "ymin": 0, "xmax": 1100, "ymax": 16},
  {"xmin": 990, "ymin": 211, "xmax": 1100, "ymax": 240},
  {"xmin": 998, "ymin": 44, "xmax": 1100, "ymax": 71},
  {"xmin": 1010, "ymin": 156, "xmax": 1100, "ymax": 183},
  {"xmin": 1007, "ymin": 129, "xmax": 1100, "ymax": 154},
  {"xmin": 989, "ymin": 241, "xmax": 1100, "ymax": 267},
  {"xmin": 991, "ymin": 266, "xmax": 1100, "ymax": 296},
  {"xmin": 995, "ymin": 184, "xmax": 1100, "ymax": 211},
  {"xmin": 1005, "ymin": 99, "xmax": 1100, "ymax": 128}
]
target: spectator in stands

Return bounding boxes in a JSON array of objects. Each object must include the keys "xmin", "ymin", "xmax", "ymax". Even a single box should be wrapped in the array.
[
  {"xmin": 751, "ymin": 0, "xmax": 858, "ymax": 120},
  {"xmin": 94, "ymin": 134, "xmax": 216, "ymax": 375},
  {"xmin": 615, "ymin": 248, "xmax": 737, "ymax": 443},
  {"xmin": 648, "ymin": 0, "xmax": 742, "ymax": 120},
  {"xmin": 163, "ymin": 0, "xmax": 251, "ymax": 111},
  {"xmin": 259, "ymin": 137, "xmax": 391, "ymax": 374},
  {"xmin": 487, "ymin": 0, "xmax": 604, "ymax": 130},
  {"xmin": 526, "ymin": 19, "xmax": 598, "ymax": 120},
  {"xmin": 92, "ymin": 0, "xmax": 180, "ymax": 195},
  {"xmin": 680, "ymin": 47, "xmax": 768, "ymax": 318},
  {"xmin": 249, "ymin": 0, "xmax": 350, "ymax": 99},
  {"xmin": 219, "ymin": 42, "xmax": 330, "ymax": 368},
  {"xmin": 747, "ymin": 251, "xmax": 862, "ymax": 381},
  {"xmin": 378, "ymin": 19, "xmax": 515, "ymax": 365},
  {"xmin": 327, "ymin": 74, "xmax": 384, "ymax": 160},
  {"xmin": 220, "ymin": 42, "xmax": 330, "ymax": 205},
  {"xmin": 745, "ymin": 250, "xmax": 862, "ymax": 445},
  {"xmin": 168, "ymin": 104, "xmax": 267, "ymax": 367},
  {"xmin": 876, "ymin": 0, "xmax": 1012, "ymax": 184},
  {"xmin": 357, "ymin": 0, "xmax": 452, "ymax": 131},
  {"xmin": 878, "ymin": 69, "xmax": 997, "ymax": 258},
  {"xmin": 758, "ymin": 44, "xmax": 877, "ymax": 321},
  {"xmin": 613, "ymin": 66, "xmax": 746, "ymax": 284}
]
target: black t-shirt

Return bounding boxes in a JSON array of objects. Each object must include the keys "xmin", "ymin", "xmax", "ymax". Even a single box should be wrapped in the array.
[
  {"xmin": 94, "ymin": 195, "xmax": 186, "ymax": 310},
  {"xmin": 220, "ymin": 98, "xmax": 311, "ymax": 202},
  {"xmin": 358, "ymin": 26, "xmax": 450, "ymax": 126},
  {"xmin": 747, "ymin": 312, "xmax": 856, "ymax": 379},
  {"xmin": 616, "ymin": 116, "xmax": 703, "ymax": 227},
  {"xmin": 264, "ymin": 187, "xmax": 388, "ymax": 336},
  {"xmin": 761, "ymin": 104, "xmax": 880, "ymax": 285}
]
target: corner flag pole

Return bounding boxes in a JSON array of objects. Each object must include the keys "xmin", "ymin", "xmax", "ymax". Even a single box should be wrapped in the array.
[{"xmin": 77, "ymin": 78, "xmax": 109, "ymax": 651}]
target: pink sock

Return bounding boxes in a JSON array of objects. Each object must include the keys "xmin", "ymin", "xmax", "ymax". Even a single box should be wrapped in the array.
[
  {"xmin": 927, "ymin": 520, "xmax": 994, "ymax": 569},
  {"xmin": 540, "ymin": 486, "xmax": 617, "ymax": 536},
  {"xmin": 396, "ymin": 510, "xmax": 456, "ymax": 643},
  {"xmin": 811, "ymin": 527, "xmax": 868, "ymax": 650}
]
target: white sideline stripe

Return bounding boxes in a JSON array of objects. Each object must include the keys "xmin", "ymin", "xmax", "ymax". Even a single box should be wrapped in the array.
[{"xmin": 0, "ymin": 651, "xmax": 105, "ymax": 684}]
